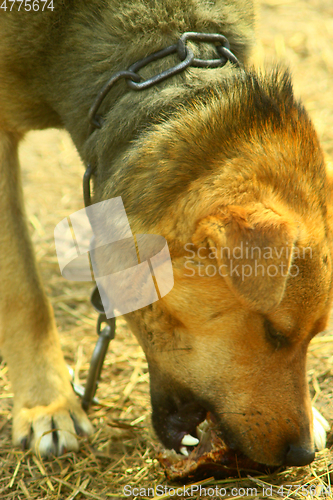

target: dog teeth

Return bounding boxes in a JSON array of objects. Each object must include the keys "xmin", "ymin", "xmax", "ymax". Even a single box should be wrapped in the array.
[
  {"xmin": 181, "ymin": 434, "xmax": 199, "ymax": 446},
  {"xmin": 179, "ymin": 446, "xmax": 189, "ymax": 456}
]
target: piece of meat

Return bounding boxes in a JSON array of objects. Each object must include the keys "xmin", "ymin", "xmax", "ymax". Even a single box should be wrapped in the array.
[{"xmin": 157, "ymin": 418, "xmax": 275, "ymax": 482}]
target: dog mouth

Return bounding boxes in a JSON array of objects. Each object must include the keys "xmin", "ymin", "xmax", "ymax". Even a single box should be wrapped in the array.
[
  {"xmin": 156, "ymin": 411, "xmax": 274, "ymax": 482},
  {"xmin": 149, "ymin": 377, "xmax": 274, "ymax": 480}
]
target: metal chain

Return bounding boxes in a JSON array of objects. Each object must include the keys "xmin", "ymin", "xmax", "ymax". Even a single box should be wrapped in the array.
[
  {"xmin": 81, "ymin": 163, "xmax": 115, "ymax": 410},
  {"xmin": 88, "ymin": 31, "xmax": 239, "ymax": 132},
  {"xmin": 81, "ymin": 31, "xmax": 239, "ymax": 409}
]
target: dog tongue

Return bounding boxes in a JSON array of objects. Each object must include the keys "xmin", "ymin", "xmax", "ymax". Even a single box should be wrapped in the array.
[{"xmin": 157, "ymin": 417, "xmax": 274, "ymax": 482}]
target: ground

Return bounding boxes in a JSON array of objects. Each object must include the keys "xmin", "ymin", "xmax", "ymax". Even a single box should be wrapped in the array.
[{"xmin": 0, "ymin": 0, "xmax": 333, "ymax": 498}]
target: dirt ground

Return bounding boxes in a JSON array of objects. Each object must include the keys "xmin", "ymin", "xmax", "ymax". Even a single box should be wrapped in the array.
[{"xmin": 0, "ymin": 1, "xmax": 333, "ymax": 499}]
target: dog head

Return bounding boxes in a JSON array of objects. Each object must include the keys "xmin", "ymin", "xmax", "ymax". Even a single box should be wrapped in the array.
[
  {"xmin": 107, "ymin": 70, "xmax": 333, "ymax": 466},
  {"xmin": 127, "ymin": 199, "xmax": 332, "ymax": 466}
]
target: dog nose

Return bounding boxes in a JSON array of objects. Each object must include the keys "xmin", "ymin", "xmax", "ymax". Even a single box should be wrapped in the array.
[{"xmin": 285, "ymin": 444, "xmax": 315, "ymax": 466}]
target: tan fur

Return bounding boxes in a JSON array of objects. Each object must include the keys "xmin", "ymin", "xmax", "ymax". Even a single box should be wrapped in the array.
[{"xmin": 0, "ymin": 0, "xmax": 332, "ymax": 464}]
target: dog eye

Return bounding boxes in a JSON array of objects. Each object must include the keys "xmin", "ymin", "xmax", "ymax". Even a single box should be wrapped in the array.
[{"xmin": 264, "ymin": 319, "xmax": 288, "ymax": 349}]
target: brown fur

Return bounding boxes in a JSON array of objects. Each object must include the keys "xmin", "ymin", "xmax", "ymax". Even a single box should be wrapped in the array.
[{"xmin": 0, "ymin": 0, "xmax": 332, "ymax": 465}]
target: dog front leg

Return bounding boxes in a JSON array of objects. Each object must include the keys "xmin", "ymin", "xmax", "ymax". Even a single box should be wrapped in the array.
[{"xmin": 0, "ymin": 130, "xmax": 93, "ymax": 455}]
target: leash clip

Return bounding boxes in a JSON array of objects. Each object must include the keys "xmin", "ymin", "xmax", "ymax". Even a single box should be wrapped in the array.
[{"xmin": 81, "ymin": 286, "xmax": 116, "ymax": 411}]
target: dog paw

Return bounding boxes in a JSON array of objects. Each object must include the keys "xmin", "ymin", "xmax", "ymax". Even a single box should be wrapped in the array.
[
  {"xmin": 13, "ymin": 397, "xmax": 93, "ymax": 456},
  {"xmin": 312, "ymin": 407, "xmax": 330, "ymax": 451}
]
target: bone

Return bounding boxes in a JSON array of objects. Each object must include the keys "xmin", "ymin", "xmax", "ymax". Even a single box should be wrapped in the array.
[
  {"xmin": 312, "ymin": 407, "xmax": 330, "ymax": 451},
  {"xmin": 312, "ymin": 407, "xmax": 330, "ymax": 431},
  {"xmin": 181, "ymin": 434, "xmax": 199, "ymax": 446}
]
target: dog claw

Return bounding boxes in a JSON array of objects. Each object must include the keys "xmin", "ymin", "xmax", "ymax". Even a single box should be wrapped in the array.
[
  {"xmin": 181, "ymin": 434, "xmax": 199, "ymax": 446},
  {"xmin": 179, "ymin": 446, "xmax": 189, "ymax": 456},
  {"xmin": 20, "ymin": 437, "xmax": 28, "ymax": 451},
  {"xmin": 70, "ymin": 412, "xmax": 83, "ymax": 436}
]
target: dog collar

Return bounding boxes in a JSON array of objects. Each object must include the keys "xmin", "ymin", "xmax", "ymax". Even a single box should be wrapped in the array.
[{"xmin": 88, "ymin": 31, "xmax": 239, "ymax": 133}]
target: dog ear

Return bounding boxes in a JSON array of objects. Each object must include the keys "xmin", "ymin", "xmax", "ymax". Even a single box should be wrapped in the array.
[{"xmin": 192, "ymin": 205, "xmax": 299, "ymax": 313}]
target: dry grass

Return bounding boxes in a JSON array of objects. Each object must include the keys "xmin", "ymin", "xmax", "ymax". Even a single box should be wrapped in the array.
[{"xmin": 1, "ymin": 0, "xmax": 333, "ymax": 498}]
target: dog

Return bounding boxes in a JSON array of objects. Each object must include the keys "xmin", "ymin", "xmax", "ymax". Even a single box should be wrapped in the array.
[{"xmin": 0, "ymin": 0, "xmax": 332, "ymax": 466}]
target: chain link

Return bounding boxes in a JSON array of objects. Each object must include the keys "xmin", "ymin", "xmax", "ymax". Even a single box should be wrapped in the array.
[{"xmin": 88, "ymin": 31, "xmax": 239, "ymax": 132}]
